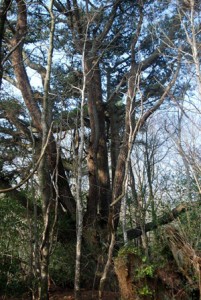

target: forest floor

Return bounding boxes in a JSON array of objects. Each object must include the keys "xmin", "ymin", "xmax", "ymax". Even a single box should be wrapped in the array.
[
  {"xmin": 50, "ymin": 289, "xmax": 119, "ymax": 300},
  {"xmin": 0, "ymin": 288, "xmax": 119, "ymax": 300}
]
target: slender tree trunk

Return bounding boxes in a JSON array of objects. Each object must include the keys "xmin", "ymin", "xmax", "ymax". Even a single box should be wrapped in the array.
[
  {"xmin": 122, "ymin": 195, "xmax": 128, "ymax": 244},
  {"xmin": 39, "ymin": 220, "xmax": 50, "ymax": 300},
  {"xmin": 99, "ymin": 227, "xmax": 115, "ymax": 300},
  {"xmin": 74, "ymin": 27, "xmax": 87, "ymax": 300},
  {"xmin": 38, "ymin": 3, "xmax": 55, "ymax": 299}
]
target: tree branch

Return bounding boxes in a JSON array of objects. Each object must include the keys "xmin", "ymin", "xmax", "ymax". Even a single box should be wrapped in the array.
[
  {"xmin": 22, "ymin": 51, "xmax": 46, "ymax": 85},
  {"xmin": 140, "ymin": 16, "xmax": 180, "ymax": 71},
  {"xmin": 98, "ymin": 0, "xmax": 121, "ymax": 43},
  {"xmin": 10, "ymin": 0, "xmax": 41, "ymax": 131},
  {"xmin": 127, "ymin": 202, "xmax": 199, "ymax": 240},
  {"xmin": 0, "ymin": 176, "xmax": 42, "ymax": 214},
  {"xmin": 0, "ymin": 123, "xmax": 53, "ymax": 193}
]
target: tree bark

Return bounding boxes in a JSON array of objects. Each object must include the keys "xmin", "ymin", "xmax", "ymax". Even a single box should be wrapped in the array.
[
  {"xmin": 85, "ymin": 57, "xmax": 110, "ymax": 225},
  {"xmin": 0, "ymin": 0, "xmax": 12, "ymax": 88},
  {"xmin": 38, "ymin": 3, "xmax": 55, "ymax": 299},
  {"xmin": 10, "ymin": 0, "xmax": 42, "ymax": 131}
]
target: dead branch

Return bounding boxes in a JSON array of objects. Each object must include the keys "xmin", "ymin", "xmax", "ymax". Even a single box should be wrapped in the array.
[{"xmin": 127, "ymin": 202, "xmax": 200, "ymax": 240}]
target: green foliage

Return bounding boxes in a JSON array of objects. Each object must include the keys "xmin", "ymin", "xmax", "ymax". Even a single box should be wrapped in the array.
[
  {"xmin": 118, "ymin": 243, "xmax": 140, "ymax": 257},
  {"xmin": 178, "ymin": 206, "xmax": 201, "ymax": 249},
  {"xmin": 136, "ymin": 264, "xmax": 154, "ymax": 279},
  {"xmin": 0, "ymin": 197, "xmax": 28, "ymax": 251},
  {"xmin": 138, "ymin": 285, "xmax": 153, "ymax": 296},
  {"xmin": 0, "ymin": 256, "xmax": 28, "ymax": 296},
  {"xmin": 117, "ymin": 244, "xmax": 155, "ymax": 279},
  {"xmin": 50, "ymin": 242, "xmax": 75, "ymax": 287},
  {"xmin": 0, "ymin": 98, "xmax": 25, "ymax": 117},
  {"xmin": 0, "ymin": 197, "xmax": 30, "ymax": 296},
  {"xmin": 117, "ymin": 244, "xmax": 156, "ymax": 298},
  {"xmin": 49, "ymin": 238, "xmax": 100, "ymax": 288}
]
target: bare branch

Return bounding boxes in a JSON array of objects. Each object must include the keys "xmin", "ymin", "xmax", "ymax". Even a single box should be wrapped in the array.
[{"xmin": 127, "ymin": 202, "xmax": 200, "ymax": 240}]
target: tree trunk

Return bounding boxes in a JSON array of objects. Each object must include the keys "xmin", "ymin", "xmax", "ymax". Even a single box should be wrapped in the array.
[
  {"xmin": 38, "ymin": 154, "xmax": 52, "ymax": 300},
  {"xmin": 38, "ymin": 3, "xmax": 55, "ymax": 298},
  {"xmin": 40, "ymin": 236, "xmax": 50, "ymax": 300},
  {"xmin": 0, "ymin": 0, "xmax": 12, "ymax": 88},
  {"xmin": 85, "ymin": 57, "xmax": 110, "ymax": 226}
]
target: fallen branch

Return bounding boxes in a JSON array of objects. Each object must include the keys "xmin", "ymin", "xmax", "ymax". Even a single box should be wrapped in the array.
[{"xmin": 127, "ymin": 202, "xmax": 199, "ymax": 240}]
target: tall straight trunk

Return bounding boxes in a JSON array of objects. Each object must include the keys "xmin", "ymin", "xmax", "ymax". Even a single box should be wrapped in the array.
[
  {"xmin": 99, "ymin": 67, "xmax": 137, "ymax": 297},
  {"xmin": 39, "ymin": 209, "xmax": 51, "ymax": 300},
  {"xmin": 38, "ymin": 153, "xmax": 52, "ymax": 300},
  {"xmin": 110, "ymin": 104, "xmax": 122, "ymax": 183},
  {"xmin": 85, "ymin": 57, "xmax": 110, "ymax": 225},
  {"xmin": 74, "ymin": 34, "xmax": 86, "ymax": 300},
  {"xmin": 144, "ymin": 131, "xmax": 156, "ymax": 224},
  {"xmin": 38, "ymin": 3, "xmax": 55, "ymax": 299}
]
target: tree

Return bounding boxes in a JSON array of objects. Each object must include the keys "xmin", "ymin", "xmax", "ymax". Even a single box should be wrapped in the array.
[{"xmin": 1, "ymin": 0, "xmax": 199, "ymax": 299}]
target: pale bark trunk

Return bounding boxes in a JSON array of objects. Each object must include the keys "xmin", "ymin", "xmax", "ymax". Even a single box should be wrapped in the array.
[
  {"xmin": 38, "ymin": 3, "xmax": 55, "ymax": 299},
  {"xmin": 122, "ymin": 196, "xmax": 128, "ymax": 245},
  {"xmin": 99, "ymin": 230, "xmax": 115, "ymax": 300},
  {"xmin": 74, "ymin": 26, "xmax": 86, "ymax": 300}
]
